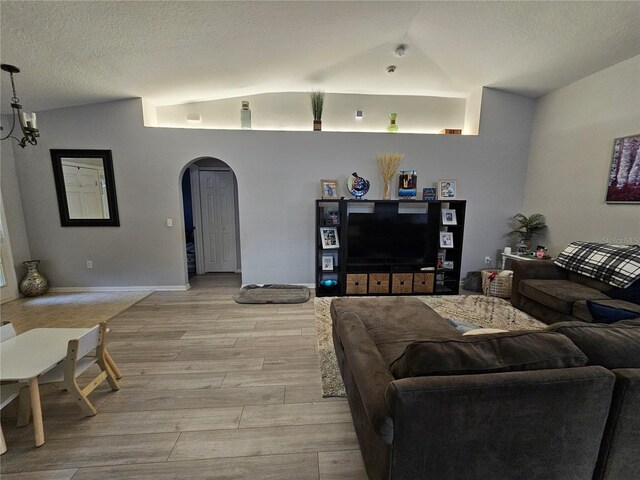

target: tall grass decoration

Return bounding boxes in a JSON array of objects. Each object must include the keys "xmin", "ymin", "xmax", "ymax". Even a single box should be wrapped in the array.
[
  {"xmin": 376, "ymin": 152, "xmax": 404, "ymax": 199},
  {"xmin": 310, "ymin": 91, "xmax": 325, "ymax": 122}
]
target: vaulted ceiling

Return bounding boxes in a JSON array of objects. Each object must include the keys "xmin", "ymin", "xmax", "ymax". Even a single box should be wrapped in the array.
[{"xmin": 1, "ymin": 1, "xmax": 639, "ymax": 114}]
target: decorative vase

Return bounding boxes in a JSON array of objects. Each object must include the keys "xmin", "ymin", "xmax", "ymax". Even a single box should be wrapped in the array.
[
  {"xmin": 19, "ymin": 260, "xmax": 49, "ymax": 297},
  {"xmin": 240, "ymin": 100, "xmax": 252, "ymax": 129},
  {"xmin": 383, "ymin": 180, "xmax": 392, "ymax": 200},
  {"xmin": 313, "ymin": 120, "xmax": 322, "ymax": 131},
  {"xmin": 387, "ymin": 113, "xmax": 398, "ymax": 133}
]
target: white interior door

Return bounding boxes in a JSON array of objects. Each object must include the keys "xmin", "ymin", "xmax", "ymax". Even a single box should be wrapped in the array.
[
  {"xmin": 62, "ymin": 163, "xmax": 105, "ymax": 218},
  {"xmin": 199, "ymin": 170, "xmax": 238, "ymax": 272}
]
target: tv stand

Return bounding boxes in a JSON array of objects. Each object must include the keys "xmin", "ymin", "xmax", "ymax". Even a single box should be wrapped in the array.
[{"xmin": 315, "ymin": 199, "xmax": 466, "ymax": 297}]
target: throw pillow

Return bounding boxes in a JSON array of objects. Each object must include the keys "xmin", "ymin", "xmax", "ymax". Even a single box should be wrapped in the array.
[
  {"xmin": 607, "ymin": 278, "xmax": 640, "ymax": 305},
  {"xmin": 462, "ymin": 328, "xmax": 509, "ymax": 336},
  {"xmin": 389, "ymin": 331, "xmax": 587, "ymax": 379},
  {"xmin": 586, "ymin": 300, "xmax": 640, "ymax": 324},
  {"xmin": 547, "ymin": 321, "xmax": 640, "ymax": 369}
]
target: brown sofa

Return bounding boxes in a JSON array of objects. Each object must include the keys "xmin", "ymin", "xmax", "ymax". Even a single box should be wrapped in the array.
[
  {"xmin": 331, "ymin": 296, "xmax": 617, "ymax": 480},
  {"xmin": 547, "ymin": 319, "xmax": 640, "ymax": 480},
  {"xmin": 511, "ymin": 260, "xmax": 640, "ymax": 324}
]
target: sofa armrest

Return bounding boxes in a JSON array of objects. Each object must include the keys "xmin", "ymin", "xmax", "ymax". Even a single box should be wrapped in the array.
[
  {"xmin": 384, "ymin": 366, "xmax": 614, "ymax": 480},
  {"xmin": 334, "ymin": 311, "xmax": 395, "ymax": 445},
  {"xmin": 594, "ymin": 368, "xmax": 640, "ymax": 480},
  {"xmin": 511, "ymin": 260, "xmax": 568, "ymax": 310}
]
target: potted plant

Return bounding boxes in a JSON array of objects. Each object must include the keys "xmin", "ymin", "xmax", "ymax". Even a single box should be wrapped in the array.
[
  {"xmin": 310, "ymin": 91, "xmax": 324, "ymax": 131},
  {"xmin": 508, "ymin": 213, "xmax": 547, "ymax": 252}
]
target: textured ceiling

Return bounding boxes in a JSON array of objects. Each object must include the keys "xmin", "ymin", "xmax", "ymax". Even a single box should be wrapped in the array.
[{"xmin": 1, "ymin": 1, "xmax": 639, "ymax": 114}]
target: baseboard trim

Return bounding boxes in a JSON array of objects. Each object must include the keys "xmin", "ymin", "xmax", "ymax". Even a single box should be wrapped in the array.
[
  {"xmin": 49, "ymin": 285, "xmax": 190, "ymax": 293},
  {"xmin": 240, "ymin": 283, "xmax": 315, "ymax": 289}
]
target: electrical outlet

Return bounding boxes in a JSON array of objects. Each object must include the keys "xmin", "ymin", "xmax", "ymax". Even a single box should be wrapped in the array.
[
  {"xmin": 485, "ymin": 256, "xmax": 492, "ymax": 264},
  {"xmin": 86, "ymin": 260, "xmax": 93, "ymax": 269}
]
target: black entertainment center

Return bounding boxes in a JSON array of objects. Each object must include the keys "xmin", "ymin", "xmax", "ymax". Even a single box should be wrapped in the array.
[{"xmin": 316, "ymin": 198, "xmax": 466, "ymax": 297}]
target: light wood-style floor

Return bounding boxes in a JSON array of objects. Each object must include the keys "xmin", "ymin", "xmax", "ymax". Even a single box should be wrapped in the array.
[{"xmin": 0, "ymin": 274, "xmax": 367, "ymax": 479}]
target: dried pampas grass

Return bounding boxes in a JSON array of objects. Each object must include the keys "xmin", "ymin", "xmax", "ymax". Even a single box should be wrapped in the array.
[{"xmin": 376, "ymin": 153, "xmax": 404, "ymax": 199}]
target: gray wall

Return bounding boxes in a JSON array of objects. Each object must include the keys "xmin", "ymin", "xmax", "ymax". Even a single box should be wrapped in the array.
[
  {"xmin": 9, "ymin": 88, "xmax": 534, "ymax": 288},
  {"xmin": 524, "ymin": 55, "xmax": 640, "ymax": 253}
]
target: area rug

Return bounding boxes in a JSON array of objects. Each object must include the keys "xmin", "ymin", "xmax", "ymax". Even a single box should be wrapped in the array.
[
  {"xmin": 314, "ymin": 295, "xmax": 546, "ymax": 397},
  {"xmin": 234, "ymin": 284, "xmax": 310, "ymax": 304}
]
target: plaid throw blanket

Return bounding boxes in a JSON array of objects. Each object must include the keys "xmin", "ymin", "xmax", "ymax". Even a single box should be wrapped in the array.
[{"xmin": 554, "ymin": 242, "xmax": 640, "ymax": 288}]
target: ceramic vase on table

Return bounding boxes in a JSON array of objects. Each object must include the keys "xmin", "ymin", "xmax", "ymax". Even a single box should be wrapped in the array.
[{"xmin": 19, "ymin": 260, "xmax": 49, "ymax": 297}]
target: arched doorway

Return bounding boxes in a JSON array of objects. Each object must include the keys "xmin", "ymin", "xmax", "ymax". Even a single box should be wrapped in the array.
[{"xmin": 180, "ymin": 157, "xmax": 241, "ymax": 280}]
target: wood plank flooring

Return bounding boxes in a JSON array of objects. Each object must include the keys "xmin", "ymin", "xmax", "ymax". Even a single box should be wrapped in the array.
[
  {"xmin": 1, "ymin": 291, "xmax": 152, "ymax": 333},
  {"xmin": 0, "ymin": 273, "xmax": 367, "ymax": 479}
]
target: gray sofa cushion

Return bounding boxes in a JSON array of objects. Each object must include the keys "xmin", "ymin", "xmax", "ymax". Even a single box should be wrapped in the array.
[
  {"xmin": 389, "ymin": 331, "xmax": 587, "ymax": 378},
  {"xmin": 519, "ymin": 279, "xmax": 610, "ymax": 314},
  {"xmin": 567, "ymin": 271, "xmax": 612, "ymax": 292},
  {"xmin": 331, "ymin": 296, "xmax": 456, "ymax": 367},
  {"xmin": 547, "ymin": 320, "xmax": 640, "ymax": 369}
]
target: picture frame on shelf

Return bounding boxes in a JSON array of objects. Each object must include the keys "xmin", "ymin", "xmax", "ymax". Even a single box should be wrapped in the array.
[
  {"xmin": 320, "ymin": 227, "xmax": 340, "ymax": 249},
  {"xmin": 398, "ymin": 170, "xmax": 417, "ymax": 198},
  {"xmin": 322, "ymin": 255, "xmax": 334, "ymax": 271},
  {"xmin": 439, "ymin": 231, "xmax": 454, "ymax": 248},
  {"xmin": 441, "ymin": 208, "xmax": 457, "ymax": 225},
  {"xmin": 323, "ymin": 209, "xmax": 340, "ymax": 225},
  {"xmin": 437, "ymin": 252, "xmax": 445, "ymax": 269},
  {"xmin": 422, "ymin": 187, "xmax": 437, "ymax": 201},
  {"xmin": 443, "ymin": 260, "xmax": 455, "ymax": 270},
  {"xmin": 437, "ymin": 179, "xmax": 458, "ymax": 200},
  {"xmin": 321, "ymin": 179, "xmax": 339, "ymax": 199},
  {"xmin": 606, "ymin": 134, "xmax": 640, "ymax": 203}
]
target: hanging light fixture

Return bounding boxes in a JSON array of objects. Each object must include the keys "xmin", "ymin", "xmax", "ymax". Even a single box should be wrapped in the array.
[{"xmin": 1, "ymin": 64, "xmax": 39, "ymax": 148}]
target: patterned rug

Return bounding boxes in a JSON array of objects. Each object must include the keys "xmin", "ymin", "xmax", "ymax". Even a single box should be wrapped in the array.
[{"xmin": 314, "ymin": 295, "xmax": 546, "ymax": 397}]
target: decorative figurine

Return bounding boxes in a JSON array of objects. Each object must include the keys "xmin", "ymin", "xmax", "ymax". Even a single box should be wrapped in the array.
[{"xmin": 347, "ymin": 172, "xmax": 370, "ymax": 199}]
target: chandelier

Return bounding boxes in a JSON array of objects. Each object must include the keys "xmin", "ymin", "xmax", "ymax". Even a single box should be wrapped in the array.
[{"xmin": 1, "ymin": 64, "xmax": 39, "ymax": 148}]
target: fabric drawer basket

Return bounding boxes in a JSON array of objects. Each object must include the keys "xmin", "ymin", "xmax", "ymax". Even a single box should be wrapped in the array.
[{"xmin": 482, "ymin": 269, "xmax": 513, "ymax": 298}]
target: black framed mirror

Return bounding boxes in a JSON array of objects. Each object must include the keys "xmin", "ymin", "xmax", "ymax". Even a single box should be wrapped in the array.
[{"xmin": 50, "ymin": 149, "xmax": 120, "ymax": 227}]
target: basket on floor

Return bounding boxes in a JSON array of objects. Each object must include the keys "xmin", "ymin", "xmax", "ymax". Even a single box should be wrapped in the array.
[{"xmin": 481, "ymin": 269, "xmax": 513, "ymax": 298}]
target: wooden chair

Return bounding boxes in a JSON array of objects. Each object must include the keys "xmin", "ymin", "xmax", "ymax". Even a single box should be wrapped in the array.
[
  {"xmin": 0, "ymin": 323, "xmax": 16, "ymax": 342},
  {"xmin": 1, "ymin": 323, "xmax": 25, "ymax": 454},
  {"xmin": 37, "ymin": 322, "xmax": 120, "ymax": 416},
  {"xmin": 1, "ymin": 384, "xmax": 24, "ymax": 454}
]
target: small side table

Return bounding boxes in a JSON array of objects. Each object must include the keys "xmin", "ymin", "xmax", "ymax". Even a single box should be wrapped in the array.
[{"xmin": 501, "ymin": 253, "xmax": 551, "ymax": 270}]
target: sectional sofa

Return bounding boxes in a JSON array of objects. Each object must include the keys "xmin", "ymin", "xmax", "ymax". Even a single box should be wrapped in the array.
[
  {"xmin": 511, "ymin": 258, "xmax": 640, "ymax": 324},
  {"xmin": 330, "ymin": 296, "xmax": 639, "ymax": 480}
]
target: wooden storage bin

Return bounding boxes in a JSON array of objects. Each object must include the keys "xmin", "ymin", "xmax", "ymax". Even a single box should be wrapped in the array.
[
  {"xmin": 392, "ymin": 273, "xmax": 413, "ymax": 294},
  {"xmin": 413, "ymin": 272, "xmax": 435, "ymax": 294},
  {"xmin": 346, "ymin": 274, "xmax": 368, "ymax": 295},
  {"xmin": 368, "ymin": 273, "xmax": 390, "ymax": 294}
]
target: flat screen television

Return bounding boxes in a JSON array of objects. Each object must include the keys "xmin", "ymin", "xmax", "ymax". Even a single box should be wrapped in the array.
[{"xmin": 347, "ymin": 212, "xmax": 434, "ymax": 263}]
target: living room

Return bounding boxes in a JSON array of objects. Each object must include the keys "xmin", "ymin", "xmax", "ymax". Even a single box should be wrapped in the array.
[{"xmin": 0, "ymin": 1, "xmax": 639, "ymax": 479}]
